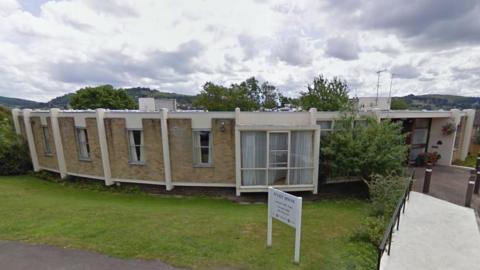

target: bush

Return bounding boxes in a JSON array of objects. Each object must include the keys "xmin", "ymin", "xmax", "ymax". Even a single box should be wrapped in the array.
[
  {"xmin": 352, "ymin": 173, "xmax": 408, "ymax": 246},
  {"xmin": 320, "ymin": 112, "xmax": 407, "ymax": 181},
  {"xmin": 0, "ymin": 108, "xmax": 32, "ymax": 175}
]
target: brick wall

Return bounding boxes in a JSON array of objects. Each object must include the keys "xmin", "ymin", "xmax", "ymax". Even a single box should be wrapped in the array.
[
  {"xmin": 168, "ymin": 118, "xmax": 235, "ymax": 184},
  {"xmin": 104, "ymin": 118, "xmax": 165, "ymax": 181},
  {"xmin": 30, "ymin": 116, "xmax": 58, "ymax": 170},
  {"xmin": 58, "ymin": 117, "xmax": 104, "ymax": 177}
]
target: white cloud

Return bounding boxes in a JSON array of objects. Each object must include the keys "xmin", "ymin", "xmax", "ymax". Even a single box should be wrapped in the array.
[{"xmin": 0, "ymin": 0, "xmax": 479, "ymax": 102}]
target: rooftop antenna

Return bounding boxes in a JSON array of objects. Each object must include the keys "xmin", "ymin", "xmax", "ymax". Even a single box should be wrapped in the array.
[
  {"xmin": 388, "ymin": 73, "xmax": 395, "ymax": 106},
  {"xmin": 375, "ymin": 69, "xmax": 388, "ymax": 106}
]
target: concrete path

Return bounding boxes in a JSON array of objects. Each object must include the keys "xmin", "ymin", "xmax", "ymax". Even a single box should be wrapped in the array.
[
  {"xmin": 0, "ymin": 241, "xmax": 180, "ymax": 270},
  {"xmin": 380, "ymin": 192, "xmax": 480, "ymax": 270}
]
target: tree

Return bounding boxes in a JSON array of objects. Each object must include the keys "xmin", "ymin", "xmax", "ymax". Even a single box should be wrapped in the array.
[
  {"xmin": 193, "ymin": 78, "xmax": 282, "ymax": 111},
  {"xmin": 299, "ymin": 75, "xmax": 351, "ymax": 111},
  {"xmin": 390, "ymin": 98, "xmax": 409, "ymax": 110},
  {"xmin": 69, "ymin": 85, "xmax": 137, "ymax": 110}
]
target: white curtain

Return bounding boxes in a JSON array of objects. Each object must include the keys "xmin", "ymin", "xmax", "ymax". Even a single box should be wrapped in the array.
[
  {"xmin": 289, "ymin": 131, "xmax": 314, "ymax": 184},
  {"xmin": 241, "ymin": 131, "xmax": 266, "ymax": 186},
  {"xmin": 193, "ymin": 131, "xmax": 201, "ymax": 164}
]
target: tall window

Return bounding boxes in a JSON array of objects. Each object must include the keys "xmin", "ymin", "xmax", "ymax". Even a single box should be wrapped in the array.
[
  {"xmin": 76, "ymin": 128, "xmax": 90, "ymax": 160},
  {"xmin": 316, "ymin": 120, "xmax": 333, "ymax": 137},
  {"xmin": 193, "ymin": 130, "xmax": 212, "ymax": 166},
  {"xmin": 241, "ymin": 130, "xmax": 314, "ymax": 186},
  {"xmin": 128, "ymin": 130, "xmax": 144, "ymax": 164},
  {"xmin": 42, "ymin": 126, "xmax": 52, "ymax": 155}
]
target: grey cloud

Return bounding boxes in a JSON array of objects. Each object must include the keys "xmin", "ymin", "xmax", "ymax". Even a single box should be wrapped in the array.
[
  {"xmin": 391, "ymin": 64, "xmax": 421, "ymax": 79},
  {"xmin": 327, "ymin": 0, "xmax": 480, "ymax": 48},
  {"xmin": 49, "ymin": 40, "xmax": 207, "ymax": 85},
  {"xmin": 325, "ymin": 37, "xmax": 359, "ymax": 60},
  {"xmin": 273, "ymin": 38, "xmax": 312, "ymax": 66},
  {"xmin": 84, "ymin": 0, "xmax": 138, "ymax": 17}
]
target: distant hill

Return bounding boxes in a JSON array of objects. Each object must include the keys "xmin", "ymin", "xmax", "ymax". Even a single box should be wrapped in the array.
[
  {"xmin": 0, "ymin": 96, "xmax": 41, "ymax": 108},
  {"xmin": 393, "ymin": 94, "xmax": 480, "ymax": 110},
  {"xmin": 0, "ymin": 87, "xmax": 197, "ymax": 109}
]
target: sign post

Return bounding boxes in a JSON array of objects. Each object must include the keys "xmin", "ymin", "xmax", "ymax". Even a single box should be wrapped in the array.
[{"xmin": 267, "ymin": 187, "xmax": 303, "ymax": 264}]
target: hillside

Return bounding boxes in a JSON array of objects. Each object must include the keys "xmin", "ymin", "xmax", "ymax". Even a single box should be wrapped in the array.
[
  {"xmin": 0, "ymin": 87, "xmax": 196, "ymax": 109},
  {"xmin": 392, "ymin": 94, "xmax": 480, "ymax": 110}
]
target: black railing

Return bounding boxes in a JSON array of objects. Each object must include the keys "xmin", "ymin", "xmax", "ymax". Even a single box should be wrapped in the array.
[{"xmin": 376, "ymin": 169, "xmax": 415, "ymax": 270}]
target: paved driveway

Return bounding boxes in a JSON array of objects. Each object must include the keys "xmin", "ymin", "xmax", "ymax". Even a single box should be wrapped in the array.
[
  {"xmin": 0, "ymin": 241, "xmax": 181, "ymax": 270},
  {"xmin": 412, "ymin": 165, "xmax": 480, "ymax": 209}
]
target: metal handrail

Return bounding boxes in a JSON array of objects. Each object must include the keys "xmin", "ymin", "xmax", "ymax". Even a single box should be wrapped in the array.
[{"xmin": 376, "ymin": 168, "xmax": 415, "ymax": 270}]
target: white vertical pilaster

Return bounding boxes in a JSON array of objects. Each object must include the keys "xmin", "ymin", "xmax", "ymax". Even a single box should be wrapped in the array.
[
  {"xmin": 461, "ymin": 109, "xmax": 475, "ymax": 160},
  {"xmin": 96, "ymin": 109, "xmax": 113, "ymax": 186},
  {"xmin": 309, "ymin": 108, "xmax": 317, "ymax": 125},
  {"xmin": 11, "ymin": 108, "xmax": 21, "ymax": 134},
  {"xmin": 50, "ymin": 109, "xmax": 67, "ymax": 178},
  {"xmin": 161, "ymin": 109, "xmax": 173, "ymax": 190},
  {"xmin": 235, "ymin": 107, "xmax": 241, "ymax": 196},
  {"xmin": 22, "ymin": 109, "xmax": 40, "ymax": 172}
]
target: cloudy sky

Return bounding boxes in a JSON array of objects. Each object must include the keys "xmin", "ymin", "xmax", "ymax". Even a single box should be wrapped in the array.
[{"xmin": 1, "ymin": 0, "xmax": 479, "ymax": 102}]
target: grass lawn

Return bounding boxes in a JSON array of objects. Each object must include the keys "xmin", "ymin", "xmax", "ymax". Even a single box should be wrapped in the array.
[{"xmin": 0, "ymin": 175, "xmax": 375, "ymax": 270}]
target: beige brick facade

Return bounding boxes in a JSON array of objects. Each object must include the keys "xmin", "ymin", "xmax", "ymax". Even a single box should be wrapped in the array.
[
  {"xmin": 30, "ymin": 116, "xmax": 59, "ymax": 170},
  {"xmin": 168, "ymin": 118, "xmax": 235, "ymax": 184},
  {"xmin": 58, "ymin": 117, "xmax": 104, "ymax": 177},
  {"xmin": 104, "ymin": 118, "xmax": 165, "ymax": 182}
]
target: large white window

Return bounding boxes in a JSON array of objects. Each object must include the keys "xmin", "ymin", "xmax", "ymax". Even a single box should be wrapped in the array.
[
  {"xmin": 42, "ymin": 126, "xmax": 52, "ymax": 155},
  {"xmin": 128, "ymin": 130, "xmax": 144, "ymax": 164},
  {"xmin": 193, "ymin": 130, "xmax": 212, "ymax": 166},
  {"xmin": 76, "ymin": 128, "xmax": 90, "ymax": 160},
  {"xmin": 241, "ymin": 130, "xmax": 314, "ymax": 186}
]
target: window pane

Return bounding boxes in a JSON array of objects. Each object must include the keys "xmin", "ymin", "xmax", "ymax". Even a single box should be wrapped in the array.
[
  {"xmin": 242, "ymin": 169, "xmax": 266, "ymax": 186},
  {"xmin": 135, "ymin": 146, "xmax": 142, "ymax": 161},
  {"xmin": 133, "ymin": 130, "xmax": 141, "ymax": 145},
  {"xmin": 317, "ymin": 120, "xmax": 332, "ymax": 130},
  {"xmin": 269, "ymin": 151, "xmax": 288, "ymax": 167},
  {"xmin": 241, "ymin": 131, "xmax": 267, "ymax": 169},
  {"xmin": 289, "ymin": 168, "xmax": 313, "ymax": 185},
  {"xmin": 269, "ymin": 133, "xmax": 288, "ymax": 150},
  {"xmin": 201, "ymin": 147, "xmax": 209, "ymax": 163},
  {"xmin": 268, "ymin": 169, "xmax": 287, "ymax": 185},
  {"xmin": 290, "ymin": 131, "xmax": 314, "ymax": 168},
  {"xmin": 199, "ymin": 131, "xmax": 210, "ymax": 147}
]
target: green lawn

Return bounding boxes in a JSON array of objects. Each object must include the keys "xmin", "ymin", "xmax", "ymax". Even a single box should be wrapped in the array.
[{"xmin": 0, "ymin": 176, "xmax": 375, "ymax": 270}]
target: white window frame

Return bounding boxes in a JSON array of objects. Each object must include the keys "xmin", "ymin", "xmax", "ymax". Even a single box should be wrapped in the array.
[
  {"xmin": 76, "ymin": 127, "xmax": 90, "ymax": 161},
  {"xmin": 127, "ymin": 129, "xmax": 145, "ymax": 164},
  {"xmin": 42, "ymin": 126, "xmax": 53, "ymax": 156},
  {"xmin": 240, "ymin": 130, "xmax": 315, "ymax": 187},
  {"xmin": 192, "ymin": 129, "xmax": 213, "ymax": 167}
]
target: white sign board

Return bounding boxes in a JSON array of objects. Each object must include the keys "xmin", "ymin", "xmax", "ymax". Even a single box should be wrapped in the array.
[{"xmin": 267, "ymin": 187, "xmax": 303, "ymax": 264}]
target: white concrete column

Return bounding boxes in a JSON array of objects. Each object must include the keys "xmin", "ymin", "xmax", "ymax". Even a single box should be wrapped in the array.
[
  {"xmin": 11, "ymin": 108, "xmax": 21, "ymax": 135},
  {"xmin": 461, "ymin": 109, "xmax": 475, "ymax": 160},
  {"xmin": 161, "ymin": 109, "xmax": 173, "ymax": 190},
  {"xmin": 235, "ymin": 107, "xmax": 241, "ymax": 196},
  {"xmin": 50, "ymin": 109, "xmax": 67, "ymax": 178},
  {"xmin": 22, "ymin": 109, "xmax": 40, "ymax": 172},
  {"xmin": 96, "ymin": 109, "xmax": 113, "ymax": 186},
  {"xmin": 309, "ymin": 108, "xmax": 317, "ymax": 125}
]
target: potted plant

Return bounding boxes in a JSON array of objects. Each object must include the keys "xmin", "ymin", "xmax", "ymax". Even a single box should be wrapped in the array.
[
  {"xmin": 441, "ymin": 122, "xmax": 456, "ymax": 136},
  {"xmin": 415, "ymin": 151, "xmax": 441, "ymax": 166}
]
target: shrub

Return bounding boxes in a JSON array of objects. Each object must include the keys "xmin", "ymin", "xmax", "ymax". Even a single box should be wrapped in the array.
[
  {"xmin": 367, "ymin": 174, "xmax": 407, "ymax": 217},
  {"xmin": 320, "ymin": 112, "xmax": 407, "ymax": 181},
  {"xmin": 415, "ymin": 151, "xmax": 441, "ymax": 166},
  {"xmin": 0, "ymin": 108, "xmax": 32, "ymax": 175}
]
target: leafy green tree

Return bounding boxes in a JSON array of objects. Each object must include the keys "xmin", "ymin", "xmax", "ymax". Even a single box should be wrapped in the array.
[
  {"xmin": 320, "ymin": 112, "xmax": 407, "ymax": 181},
  {"xmin": 390, "ymin": 98, "xmax": 409, "ymax": 110},
  {"xmin": 0, "ymin": 106, "xmax": 31, "ymax": 175},
  {"xmin": 299, "ymin": 75, "xmax": 351, "ymax": 111},
  {"xmin": 70, "ymin": 85, "xmax": 137, "ymax": 110},
  {"xmin": 193, "ymin": 78, "xmax": 281, "ymax": 111}
]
